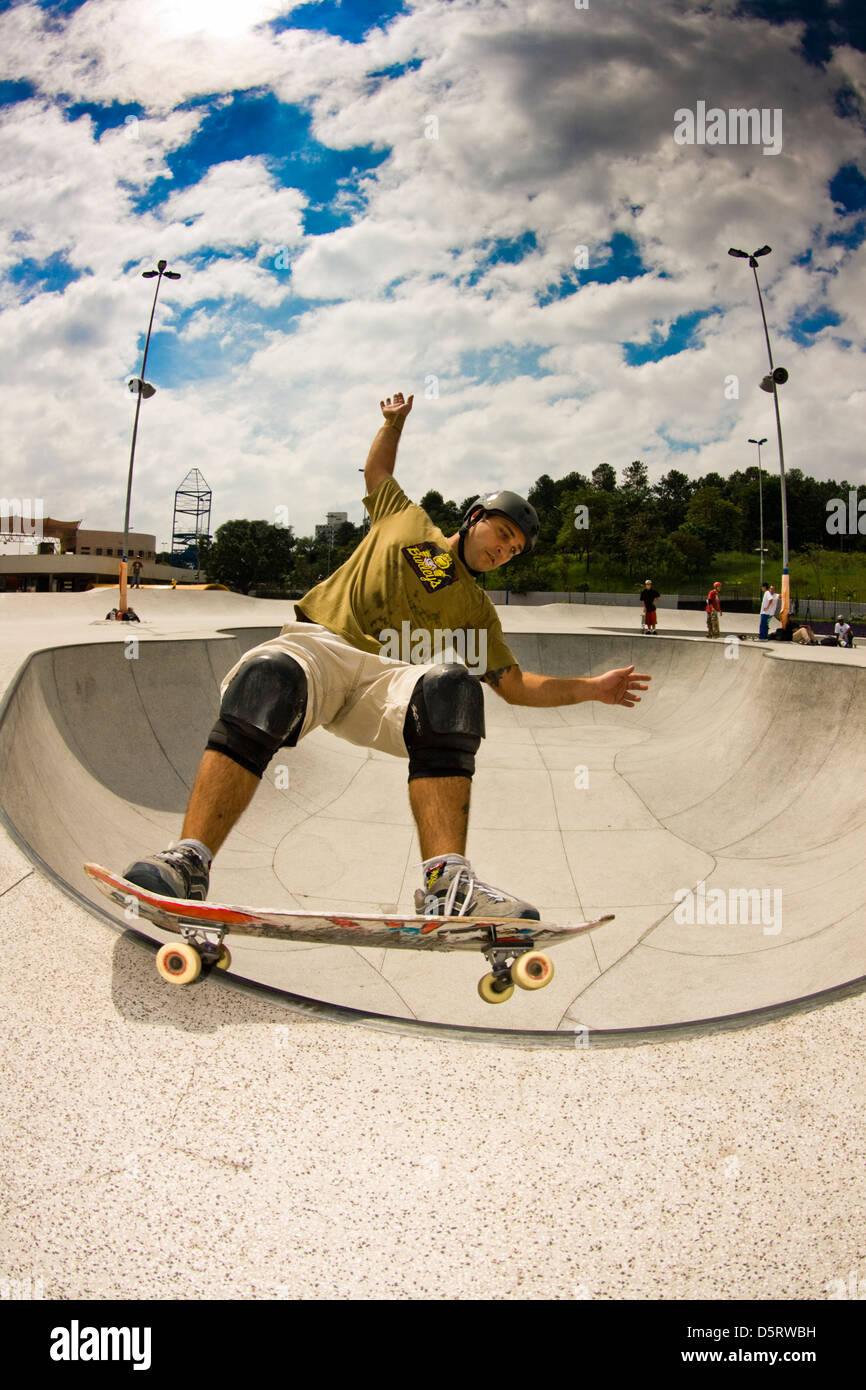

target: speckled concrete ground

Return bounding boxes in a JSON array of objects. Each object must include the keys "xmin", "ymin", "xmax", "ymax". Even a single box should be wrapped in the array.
[{"xmin": 1, "ymin": 591, "xmax": 865, "ymax": 1299}]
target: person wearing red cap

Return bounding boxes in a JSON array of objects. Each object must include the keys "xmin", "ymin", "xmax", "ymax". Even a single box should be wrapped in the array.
[{"xmin": 706, "ymin": 581, "xmax": 722, "ymax": 638}]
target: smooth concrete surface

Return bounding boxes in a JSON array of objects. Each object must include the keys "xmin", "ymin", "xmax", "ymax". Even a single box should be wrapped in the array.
[
  {"xmin": 1, "ymin": 589, "xmax": 864, "ymax": 1035},
  {"xmin": 2, "ymin": 589, "xmax": 866, "ymax": 1300}
]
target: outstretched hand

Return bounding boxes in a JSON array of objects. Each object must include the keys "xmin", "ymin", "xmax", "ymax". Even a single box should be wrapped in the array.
[
  {"xmin": 380, "ymin": 391, "xmax": 414, "ymax": 427},
  {"xmin": 594, "ymin": 665, "xmax": 651, "ymax": 708}
]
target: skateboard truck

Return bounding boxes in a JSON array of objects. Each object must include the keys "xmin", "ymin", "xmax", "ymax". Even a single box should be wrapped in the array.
[
  {"xmin": 155, "ymin": 923, "xmax": 231, "ymax": 985},
  {"xmin": 477, "ymin": 925, "xmax": 555, "ymax": 1005}
]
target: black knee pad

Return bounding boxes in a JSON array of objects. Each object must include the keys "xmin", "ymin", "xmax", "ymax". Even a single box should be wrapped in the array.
[
  {"xmin": 206, "ymin": 650, "xmax": 308, "ymax": 778},
  {"xmin": 403, "ymin": 663, "xmax": 485, "ymax": 782}
]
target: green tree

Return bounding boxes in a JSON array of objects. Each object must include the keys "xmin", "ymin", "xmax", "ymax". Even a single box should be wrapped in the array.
[
  {"xmin": 621, "ymin": 459, "xmax": 650, "ymax": 503},
  {"xmin": 669, "ymin": 527, "xmax": 710, "ymax": 578},
  {"xmin": 554, "ymin": 471, "xmax": 590, "ymax": 507},
  {"xmin": 685, "ymin": 487, "xmax": 744, "ymax": 554},
  {"xmin": 653, "ymin": 470, "xmax": 693, "ymax": 532},
  {"xmin": 420, "ymin": 489, "xmax": 462, "ymax": 534},
  {"xmin": 622, "ymin": 512, "xmax": 663, "ymax": 579},
  {"xmin": 489, "ymin": 543, "xmax": 542, "ymax": 593},
  {"xmin": 592, "ymin": 463, "xmax": 616, "ymax": 492},
  {"xmin": 527, "ymin": 473, "xmax": 559, "ymax": 547},
  {"xmin": 648, "ymin": 537, "xmax": 683, "ymax": 582},
  {"xmin": 199, "ymin": 519, "xmax": 295, "ymax": 595},
  {"xmin": 696, "ymin": 470, "xmax": 727, "ymax": 494}
]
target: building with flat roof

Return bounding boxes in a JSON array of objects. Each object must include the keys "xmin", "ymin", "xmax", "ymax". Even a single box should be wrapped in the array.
[
  {"xmin": 314, "ymin": 511, "xmax": 349, "ymax": 542},
  {"xmin": 0, "ymin": 516, "xmax": 193, "ymax": 592}
]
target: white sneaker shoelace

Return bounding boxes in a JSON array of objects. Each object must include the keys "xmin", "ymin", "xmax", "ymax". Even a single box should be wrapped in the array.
[{"xmin": 420, "ymin": 863, "xmax": 511, "ymax": 918}]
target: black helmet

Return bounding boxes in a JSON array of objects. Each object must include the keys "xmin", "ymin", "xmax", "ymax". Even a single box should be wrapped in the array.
[{"xmin": 460, "ymin": 490, "xmax": 539, "ymax": 554}]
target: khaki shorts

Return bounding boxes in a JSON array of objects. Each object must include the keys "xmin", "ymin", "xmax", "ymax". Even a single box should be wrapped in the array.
[{"xmin": 219, "ymin": 621, "xmax": 442, "ymax": 760}]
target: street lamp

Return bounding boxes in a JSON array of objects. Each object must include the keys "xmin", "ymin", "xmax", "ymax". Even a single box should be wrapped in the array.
[
  {"xmin": 728, "ymin": 244, "xmax": 791, "ymax": 618},
  {"xmin": 120, "ymin": 258, "xmax": 181, "ymax": 611},
  {"xmin": 358, "ymin": 467, "xmax": 371, "ymax": 532},
  {"xmin": 748, "ymin": 436, "xmax": 768, "ymax": 586}
]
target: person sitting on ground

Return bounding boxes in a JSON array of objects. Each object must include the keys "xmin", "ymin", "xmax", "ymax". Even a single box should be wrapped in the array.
[
  {"xmin": 835, "ymin": 616, "xmax": 854, "ymax": 648},
  {"xmin": 768, "ymin": 613, "xmax": 798, "ymax": 642},
  {"xmin": 792, "ymin": 623, "xmax": 818, "ymax": 645},
  {"xmin": 121, "ymin": 390, "xmax": 651, "ymax": 921}
]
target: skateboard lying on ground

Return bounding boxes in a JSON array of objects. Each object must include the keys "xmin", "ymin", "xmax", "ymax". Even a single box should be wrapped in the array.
[{"xmin": 84, "ymin": 863, "xmax": 614, "ymax": 1005}]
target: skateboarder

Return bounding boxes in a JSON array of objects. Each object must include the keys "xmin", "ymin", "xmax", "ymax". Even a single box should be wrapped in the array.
[
  {"xmin": 123, "ymin": 392, "xmax": 651, "ymax": 920},
  {"xmin": 706, "ymin": 580, "xmax": 722, "ymax": 638},
  {"xmin": 640, "ymin": 580, "xmax": 660, "ymax": 634}
]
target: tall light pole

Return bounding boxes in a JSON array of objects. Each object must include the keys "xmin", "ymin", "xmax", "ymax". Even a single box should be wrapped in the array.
[
  {"xmin": 120, "ymin": 258, "xmax": 181, "ymax": 611},
  {"xmin": 748, "ymin": 435, "xmax": 768, "ymax": 587},
  {"xmin": 358, "ymin": 468, "xmax": 371, "ymax": 533},
  {"xmin": 728, "ymin": 244, "xmax": 791, "ymax": 619}
]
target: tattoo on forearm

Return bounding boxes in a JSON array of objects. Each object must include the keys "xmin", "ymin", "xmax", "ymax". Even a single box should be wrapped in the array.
[{"xmin": 482, "ymin": 666, "xmax": 512, "ymax": 688}]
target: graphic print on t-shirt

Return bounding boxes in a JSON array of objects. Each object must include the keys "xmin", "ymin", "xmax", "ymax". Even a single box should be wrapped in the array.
[{"xmin": 401, "ymin": 541, "xmax": 457, "ymax": 592}]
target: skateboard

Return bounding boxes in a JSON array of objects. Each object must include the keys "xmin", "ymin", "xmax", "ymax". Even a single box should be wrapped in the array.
[{"xmin": 84, "ymin": 863, "xmax": 614, "ymax": 1005}]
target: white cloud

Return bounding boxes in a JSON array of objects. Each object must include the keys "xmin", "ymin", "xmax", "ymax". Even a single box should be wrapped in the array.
[{"xmin": 0, "ymin": 0, "xmax": 863, "ymax": 548}]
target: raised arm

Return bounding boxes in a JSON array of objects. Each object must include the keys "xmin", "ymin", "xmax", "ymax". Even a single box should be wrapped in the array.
[
  {"xmin": 364, "ymin": 391, "xmax": 414, "ymax": 494},
  {"xmin": 483, "ymin": 664, "xmax": 651, "ymax": 709}
]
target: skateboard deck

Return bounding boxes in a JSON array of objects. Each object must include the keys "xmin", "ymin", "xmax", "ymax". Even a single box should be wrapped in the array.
[{"xmin": 84, "ymin": 862, "xmax": 614, "ymax": 1004}]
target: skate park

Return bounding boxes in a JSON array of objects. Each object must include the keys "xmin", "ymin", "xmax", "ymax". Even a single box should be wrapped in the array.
[
  {"xmin": 3, "ymin": 589, "xmax": 866, "ymax": 1041},
  {"xmin": 1, "ymin": 586, "xmax": 865, "ymax": 1300}
]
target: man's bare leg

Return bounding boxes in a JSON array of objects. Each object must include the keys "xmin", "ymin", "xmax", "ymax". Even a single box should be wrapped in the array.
[
  {"xmin": 123, "ymin": 749, "xmax": 260, "ymax": 897},
  {"xmin": 408, "ymin": 774, "xmax": 538, "ymax": 918},
  {"xmin": 181, "ymin": 750, "xmax": 260, "ymax": 857},
  {"xmin": 409, "ymin": 776, "xmax": 471, "ymax": 859}
]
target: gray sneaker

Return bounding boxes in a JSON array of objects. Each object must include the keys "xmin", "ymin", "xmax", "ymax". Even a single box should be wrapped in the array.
[
  {"xmin": 123, "ymin": 845, "xmax": 210, "ymax": 901},
  {"xmin": 415, "ymin": 859, "xmax": 540, "ymax": 920}
]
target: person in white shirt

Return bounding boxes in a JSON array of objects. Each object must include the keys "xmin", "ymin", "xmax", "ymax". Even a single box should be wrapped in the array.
[{"xmin": 759, "ymin": 583, "xmax": 777, "ymax": 641}]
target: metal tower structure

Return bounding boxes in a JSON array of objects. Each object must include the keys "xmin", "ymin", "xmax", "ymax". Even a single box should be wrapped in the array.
[{"xmin": 171, "ymin": 468, "xmax": 212, "ymax": 571}]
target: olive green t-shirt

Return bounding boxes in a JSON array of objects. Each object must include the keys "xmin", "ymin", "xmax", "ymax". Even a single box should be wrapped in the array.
[{"xmin": 295, "ymin": 477, "xmax": 516, "ymax": 675}]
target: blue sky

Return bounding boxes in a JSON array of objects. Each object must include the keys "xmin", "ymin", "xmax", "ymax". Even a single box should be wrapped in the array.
[
  {"xmin": 1, "ymin": 0, "xmax": 864, "ymax": 546},
  {"xmin": 270, "ymin": 0, "xmax": 409, "ymax": 44}
]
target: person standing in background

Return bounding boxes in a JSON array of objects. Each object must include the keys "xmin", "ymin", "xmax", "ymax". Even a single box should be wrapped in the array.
[
  {"xmin": 706, "ymin": 581, "xmax": 722, "ymax": 639},
  {"xmin": 758, "ymin": 582, "xmax": 777, "ymax": 641},
  {"xmin": 640, "ymin": 580, "xmax": 660, "ymax": 634}
]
